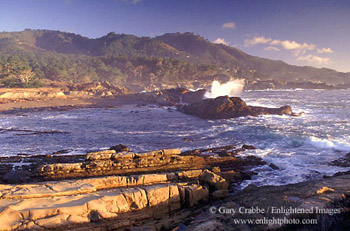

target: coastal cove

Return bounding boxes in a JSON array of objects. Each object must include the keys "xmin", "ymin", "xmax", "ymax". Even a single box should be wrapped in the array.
[
  {"xmin": 2, "ymin": 1, "xmax": 350, "ymax": 229},
  {"xmin": 1, "ymin": 89, "xmax": 349, "ymax": 187}
]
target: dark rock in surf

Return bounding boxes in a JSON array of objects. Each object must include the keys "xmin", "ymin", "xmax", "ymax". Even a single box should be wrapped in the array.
[
  {"xmin": 242, "ymin": 144, "xmax": 256, "ymax": 150},
  {"xmin": 3, "ymin": 170, "xmax": 32, "ymax": 184},
  {"xmin": 178, "ymin": 96, "xmax": 295, "ymax": 119},
  {"xmin": 330, "ymin": 152, "xmax": 350, "ymax": 167},
  {"xmin": 181, "ymin": 89, "xmax": 206, "ymax": 104},
  {"xmin": 269, "ymin": 163, "xmax": 280, "ymax": 170},
  {"xmin": 109, "ymin": 144, "xmax": 129, "ymax": 152}
]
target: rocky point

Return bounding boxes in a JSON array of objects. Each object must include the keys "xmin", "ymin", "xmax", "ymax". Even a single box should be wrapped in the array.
[{"xmin": 178, "ymin": 95, "xmax": 300, "ymax": 119}]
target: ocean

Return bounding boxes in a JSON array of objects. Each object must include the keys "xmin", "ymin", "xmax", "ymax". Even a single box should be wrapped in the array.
[{"xmin": 1, "ymin": 89, "xmax": 349, "ymax": 186}]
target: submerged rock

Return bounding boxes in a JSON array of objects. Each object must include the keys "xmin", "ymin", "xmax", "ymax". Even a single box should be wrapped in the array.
[
  {"xmin": 109, "ymin": 144, "xmax": 130, "ymax": 152},
  {"xmin": 330, "ymin": 152, "xmax": 350, "ymax": 167},
  {"xmin": 178, "ymin": 96, "xmax": 295, "ymax": 119},
  {"xmin": 242, "ymin": 144, "xmax": 256, "ymax": 150}
]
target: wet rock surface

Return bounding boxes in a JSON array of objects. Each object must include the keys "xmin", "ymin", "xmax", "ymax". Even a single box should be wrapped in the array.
[
  {"xmin": 183, "ymin": 173, "xmax": 350, "ymax": 231},
  {"xmin": 0, "ymin": 145, "xmax": 349, "ymax": 230},
  {"xmin": 0, "ymin": 144, "xmax": 268, "ymax": 230},
  {"xmin": 0, "ymin": 145, "xmax": 265, "ymax": 183},
  {"xmin": 178, "ymin": 96, "xmax": 297, "ymax": 119},
  {"xmin": 330, "ymin": 152, "xmax": 350, "ymax": 167}
]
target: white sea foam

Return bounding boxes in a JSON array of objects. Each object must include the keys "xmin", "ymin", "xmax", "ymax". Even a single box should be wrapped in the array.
[
  {"xmin": 244, "ymin": 101, "xmax": 277, "ymax": 108},
  {"xmin": 42, "ymin": 114, "xmax": 79, "ymax": 120},
  {"xmin": 307, "ymin": 136, "xmax": 350, "ymax": 152},
  {"xmin": 204, "ymin": 79, "xmax": 245, "ymax": 98}
]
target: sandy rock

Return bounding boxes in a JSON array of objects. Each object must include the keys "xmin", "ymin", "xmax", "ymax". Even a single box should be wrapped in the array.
[
  {"xmin": 121, "ymin": 188, "xmax": 148, "ymax": 211},
  {"xmin": 317, "ymin": 186, "xmax": 335, "ymax": 194},
  {"xmin": 102, "ymin": 192, "xmax": 129, "ymax": 214},
  {"xmin": 35, "ymin": 214, "xmax": 70, "ymax": 228},
  {"xmin": 40, "ymin": 163, "xmax": 82, "ymax": 172},
  {"xmin": 199, "ymin": 170, "xmax": 229, "ymax": 190},
  {"xmin": 212, "ymin": 167, "xmax": 221, "ymax": 173},
  {"xmin": 0, "ymin": 207, "xmax": 23, "ymax": 230},
  {"xmin": 179, "ymin": 185, "xmax": 209, "ymax": 207},
  {"xmin": 86, "ymin": 150, "xmax": 116, "ymax": 160},
  {"xmin": 143, "ymin": 173, "xmax": 168, "ymax": 185},
  {"xmin": 145, "ymin": 185, "xmax": 171, "ymax": 207},
  {"xmin": 169, "ymin": 185, "xmax": 181, "ymax": 211},
  {"xmin": 177, "ymin": 169, "xmax": 203, "ymax": 179},
  {"xmin": 112, "ymin": 152, "xmax": 136, "ymax": 159},
  {"xmin": 162, "ymin": 149, "xmax": 181, "ymax": 156}
]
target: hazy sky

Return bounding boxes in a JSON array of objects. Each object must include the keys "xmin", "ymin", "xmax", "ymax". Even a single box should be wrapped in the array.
[{"xmin": 1, "ymin": 0, "xmax": 349, "ymax": 72}]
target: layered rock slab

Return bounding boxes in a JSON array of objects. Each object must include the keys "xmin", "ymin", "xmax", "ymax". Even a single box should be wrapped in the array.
[
  {"xmin": 34, "ymin": 148, "xmax": 265, "ymax": 181},
  {"xmin": 0, "ymin": 183, "xmax": 208, "ymax": 230}
]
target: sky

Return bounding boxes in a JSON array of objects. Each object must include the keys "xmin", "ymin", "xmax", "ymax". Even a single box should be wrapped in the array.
[{"xmin": 0, "ymin": 0, "xmax": 349, "ymax": 72}]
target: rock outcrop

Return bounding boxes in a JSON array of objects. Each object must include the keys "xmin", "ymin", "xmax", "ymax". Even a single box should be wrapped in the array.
[
  {"xmin": 0, "ymin": 81, "xmax": 130, "ymax": 105},
  {"xmin": 330, "ymin": 152, "xmax": 350, "ymax": 167},
  {"xmin": 178, "ymin": 96, "xmax": 297, "ymax": 119},
  {"xmin": 34, "ymin": 147, "xmax": 264, "ymax": 181},
  {"xmin": 185, "ymin": 173, "xmax": 350, "ymax": 231},
  {"xmin": 0, "ymin": 145, "xmax": 267, "ymax": 230},
  {"xmin": 117, "ymin": 87, "xmax": 206, "ymax": 106},
  {"xmin": 0, "ymin": 181, "xmax": 208, "ymax": 230},
  {"xmin": 199, "ymin": 170, "xmax": 229, "ymax": 191}
]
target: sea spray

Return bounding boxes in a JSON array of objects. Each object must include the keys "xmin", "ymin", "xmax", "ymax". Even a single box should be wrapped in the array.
[
  {"xmin": 307, "ymin": 136, "xmax": 350, "ymax": 152},
  {"xmin": 204, "ymin": 79, "xmax": 245, "ymax": 98}
]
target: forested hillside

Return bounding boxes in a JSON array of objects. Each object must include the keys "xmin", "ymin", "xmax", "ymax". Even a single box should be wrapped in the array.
[{"xmin": 0, "ymin": 29, "xmax": 349, "ymax": 89}]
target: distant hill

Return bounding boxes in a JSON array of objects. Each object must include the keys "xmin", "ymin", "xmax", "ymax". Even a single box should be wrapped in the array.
[{"xmin": 0, "ymin": 29, "xmax": 349, "ymax": 89}]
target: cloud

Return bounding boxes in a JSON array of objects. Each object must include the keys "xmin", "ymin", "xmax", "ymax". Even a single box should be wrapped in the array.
[
  {"xmin": 244, "ymin": 35, "xmax": 333, "ymax": 66},
  {"xmin": 222, "ymin": 22, "xmax": 237, "ymax": 29},
  {"xmin": 297, "ymin": 55, "xmax": 331, "ymax": 65},
  {"xmin": 264, "ymin": 46, "xmax": 280, "ymax": 51},
  {"xmin": 317, "ymin": 48, "xmax": 333, "ymax": 54},
  {"xmin": 245, "ymin": 36, "xmax": 316, "ymax": 54},
  {"xmin": 281, "ymin": 40, "xmax": 316, "ymax": 51},
  {"xmin": 244, "ymin": 36, "xmax": 271, "ymax": 47},
  {"xmin": 213, "ymin": 38, "xmax": 229, "ymax": 46}
]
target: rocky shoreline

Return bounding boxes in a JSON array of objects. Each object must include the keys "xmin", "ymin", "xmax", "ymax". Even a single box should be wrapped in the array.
[
  {"xmin": 0, "ymin": 144, "xmax": 266, "ymax": 230},
  {"xmin": 0, "ymin": 86, "xmax": 349, "ymax": 230},
  {"xmin": 1, "ymin": 85, "xmax": 299, "ymax": 120},
  {"xmin": 0, "ymin": 145, "xmax": 349, "ymax": 230}
]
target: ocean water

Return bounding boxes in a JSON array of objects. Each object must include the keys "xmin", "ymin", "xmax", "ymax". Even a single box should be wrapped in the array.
[{"xmin": 0, "ymin": 89, "xmax": 349, "ymax": 186}]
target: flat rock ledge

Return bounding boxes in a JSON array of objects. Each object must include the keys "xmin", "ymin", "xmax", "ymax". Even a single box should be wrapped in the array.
[
  {"xmin": 0, "ymin": 145, "xmax": 266, "ymax": 230},
  {"xmin": 0, "ymin": 181, "xmax": 208, "ymax": 230}
]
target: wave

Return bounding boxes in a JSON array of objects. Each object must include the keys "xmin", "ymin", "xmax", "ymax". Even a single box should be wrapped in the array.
[
  {"xmin": 307, "ymin": 136, "xmax": 350, "ymax": 152},
  {"xmin": 243, "ymin": 101, "xmax": 278, "ymax": 108},
  {"xmin": 205, "ymin": 80, "xmax": 245, "ymax": 98},
  {"xmin": 42, "ymin": 114, "xmax": 79, "ymax": 120},
  {"xmin": 244, "ymin": 88, "xmax": 307, "ymax": 92}
]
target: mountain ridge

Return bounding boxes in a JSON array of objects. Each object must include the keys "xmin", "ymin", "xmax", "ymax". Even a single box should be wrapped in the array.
[{"xmin": 0, "ymin": 29, "xmax": 349, "ymax": 89}]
